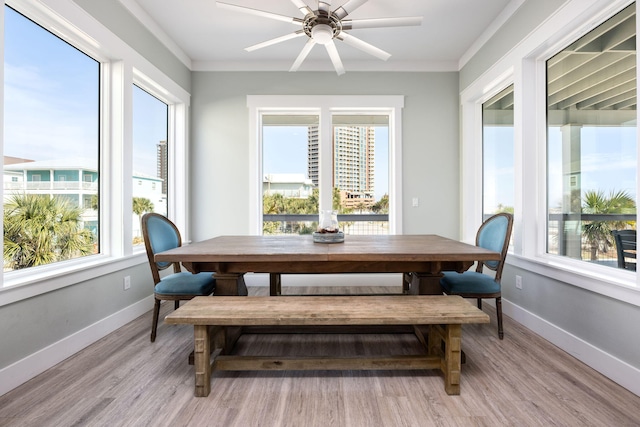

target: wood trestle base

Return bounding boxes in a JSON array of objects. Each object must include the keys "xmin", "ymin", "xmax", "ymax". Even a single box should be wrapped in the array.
[{"xmin": 191, "ymin": 322, "xmax": 464, "ymax": 397}]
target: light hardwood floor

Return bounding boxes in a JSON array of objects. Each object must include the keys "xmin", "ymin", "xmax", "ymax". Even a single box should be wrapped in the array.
[{"xmin": 1, "ymin": 286, "xmax": 639, "ymax": 426}]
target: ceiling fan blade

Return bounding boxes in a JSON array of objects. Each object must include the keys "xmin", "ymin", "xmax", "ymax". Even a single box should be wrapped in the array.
[
  {"xmin": 333, "ymin": 0, "xmax": 368, "ymax": 20},
  {"xmin": 318, "ymin": 0, "xmax": 332, "ymax": 14},
  {"xmin": 216, "ymin": 1, "xmax": 301, "ymax": 24},
  {"xmin": 325, "ymin": 40, "xmax": 345, "ymax": 75},
  {"xmin": 342, "ymin": 16, "xmax": 423, "ymax": 30},
  {"xmin": 290, "ymin": 39, "xmax": 316, "ymax": 72},
  {"xmin": 245, "ymin": 31, "xmax": 305, "ymax": 52},
  {"xmin": 337, "ymin": 32, "xmax": 390, "ymax": 61},
  {"xmin": 290, "ymin": 0, "xmax": 313, "ymax": 16}
]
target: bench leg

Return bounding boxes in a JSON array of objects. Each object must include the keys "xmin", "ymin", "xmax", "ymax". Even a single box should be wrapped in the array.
[
  {"xmin": 442, "ymin": 324, "xmax": 462, "ymax": 395},
  {"xmin": 428, "ymin": 324, "xmax": 462, "ymax": 395},
  {"xmin": 194, "ymin": 325, "xmax": 211, "ymax": 397}
]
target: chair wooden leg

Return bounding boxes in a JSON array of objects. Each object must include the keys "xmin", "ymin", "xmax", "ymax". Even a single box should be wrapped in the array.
[
  {"xmin": 496, "ymin": 297, "xmax": 504, "ymax": 340},
  {"xmin": 174, "ymin": 300, "xmax": 180, "ymax": 310},
  {"xmin": 151, "ymin": 298, "xmax": 161, "ymax": 342},
  {"xmin": 477, "ymin": 298, "xmax": 482, "ymax": 310}
]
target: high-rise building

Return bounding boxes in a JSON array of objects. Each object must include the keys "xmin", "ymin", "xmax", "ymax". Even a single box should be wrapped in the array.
[{"xmin": 307, "ymin": 125, "xmax": 376, "ymax": 209}]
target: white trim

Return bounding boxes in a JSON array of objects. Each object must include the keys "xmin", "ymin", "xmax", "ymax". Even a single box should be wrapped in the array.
[
  {"xmin": 502, "ymin": 298, "xmax": 640, "ymax": 397},
  {"xmin": 192, "ymin": 59, "xmax": 459, "ymax": 73},
  {"xmin": 458, "ymin": 0, "xmax": 526, "ymax": 69},
  {"xmin": 247, "ymin": 95, "xmax": 404, "ymax": 235},
  {"xmin": 117, "ymin": 0, "xmax": 192, "ymax": 69},
  {"xmin": 507, "ymin": 255, "xmax": 640, "ymax": 307},
  {"xmin": 0, "ymin": 295, "xmax": 154, "ymax": 397}
]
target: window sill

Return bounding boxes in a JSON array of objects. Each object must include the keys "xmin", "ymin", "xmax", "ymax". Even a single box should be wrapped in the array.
[
  {"xmin": 507, "ymin": 253, "xmax": 640, "ymax": 307},
  {"xmin": 0, "ymin": 252, "xmax": 148, "ymax": 307}
]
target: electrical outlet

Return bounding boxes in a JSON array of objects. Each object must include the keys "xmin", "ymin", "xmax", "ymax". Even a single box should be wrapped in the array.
[
  {"xmin": 124, "ymin": 276, "xmax": 131, "ymax": 290},
  {"xmin": 412, "ymin": 197, "xmax": 419, "ymax": 207},
  {"xmin": 515, "ymin": 275, "xmax": 522, "ymax": 290}
]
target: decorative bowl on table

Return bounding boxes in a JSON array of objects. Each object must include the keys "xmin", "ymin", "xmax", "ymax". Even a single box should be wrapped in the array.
[
  {"xmin": 313, "ymin": 210, "xmax": 344, "ymax": 243},
  {"xmin": 313, "ymin": 230, "xmax": 345, "ymax": 243}
]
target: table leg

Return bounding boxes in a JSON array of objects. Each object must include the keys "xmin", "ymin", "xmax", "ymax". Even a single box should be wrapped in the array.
[
  {"xmin": 213, "ymin": 273, "xmax": 248, "ymax": 296},
  {"xmin": 269, "ymin": 273, "xmax": 282, "ymax": 296},
  {"xmin": 407, "ymin": 272, "xmax": 443, "ymax": 295},
  {"xmin": 193, "ymin": 325, "xmax": 211, "ymax": 397}
]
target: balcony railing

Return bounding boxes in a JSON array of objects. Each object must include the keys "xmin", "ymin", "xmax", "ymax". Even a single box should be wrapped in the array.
[
  {"xmin": 548, "ymin": 213, "xmax": 636, "ymax": 265},
  {"xmin": 263, "ymin": 213, "xmax": 389, "ymax": 235},
  {"xmin": 3, "ymin": 181, "xmax": 98, "ymax": 191}
]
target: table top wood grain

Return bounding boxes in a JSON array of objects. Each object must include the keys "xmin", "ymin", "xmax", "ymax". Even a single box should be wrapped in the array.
[{"xmin": 155, "ymin": 235, "xmax": 500, "ymax": 264}]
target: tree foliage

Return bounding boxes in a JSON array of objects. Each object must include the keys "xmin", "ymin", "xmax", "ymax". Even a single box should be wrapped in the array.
[
  {"xmin": 3, "ymin": 194, "xmax": 95, "ymax": 270},
  {"xmin": 582, "ymin": 190, "xmax": 636, "ymax": 260}
]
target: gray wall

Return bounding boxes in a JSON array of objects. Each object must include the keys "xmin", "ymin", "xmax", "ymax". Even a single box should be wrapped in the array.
[
  {"xmin": 190, "ymin": 71, "xmax": 460, "ymax": 240},
  {"xmin": 0, "ymin": 264, "xmax": 151, "ymax": 369},
  {"xmin": 460, "ymin": 0, "xmax": 640, "ymax": 370}
]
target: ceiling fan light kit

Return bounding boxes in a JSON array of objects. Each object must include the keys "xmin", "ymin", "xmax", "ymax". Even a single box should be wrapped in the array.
[{"xmin": 216, "ymin": 0, "xmax": 423, "ymax": 75}]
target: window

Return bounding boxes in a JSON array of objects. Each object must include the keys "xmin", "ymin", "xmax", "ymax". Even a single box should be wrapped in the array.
[
  {"xmin": 262, "ymin": 115, "xmax": 319, "ymax": 234},
  {"xmin": 1, "ymin": 1, "xmax": 191, "ymax": 300},
  {"xmin": 250, "ymin": 96, "xmax": 402, "ymax": 235},
  {"xmin": 262, "ymin": 114, "xmax": 389, "ymax": 235},
  {"xmin": 546, "ymin": 3, "xmax": 637, "ymax": 269},
  {"xmin": 483, "ymin": 85, "xmax": 514, "ymax": 221},
  {"xmin": 132, "ymin": 85, "xmax": 168, "ymax": 245},
  {"xmin": 3, "ymin": 5, "xmax": 100, "ymax": 272}
]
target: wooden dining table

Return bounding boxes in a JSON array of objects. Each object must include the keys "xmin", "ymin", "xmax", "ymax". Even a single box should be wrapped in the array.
[{"xmin": 154, "ymin": 234, "xmax": 501, "ymax": 296}]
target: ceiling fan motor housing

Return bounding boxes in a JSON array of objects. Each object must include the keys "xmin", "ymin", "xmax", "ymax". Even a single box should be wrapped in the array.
[{"xmin": 303, "ymin": 11, "xmax": 342, "ymax": 43}]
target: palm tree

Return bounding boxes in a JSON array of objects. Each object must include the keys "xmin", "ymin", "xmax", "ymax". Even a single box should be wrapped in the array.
[
  {"xmin": 3, "ymin": 194, "xmax": 95, "ymax": 270},
  {"xmin": 582, "ymin": 190, "xmax": 636, "ymax": 261},
  {"xmin": 133, "ymin": 197, "xmax": 155, "ymax": 237}
]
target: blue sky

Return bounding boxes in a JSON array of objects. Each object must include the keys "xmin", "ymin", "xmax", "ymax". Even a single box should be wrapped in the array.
[
  {"xmin": 4, "ymin": 6, "xmax": 166, "ymax": 180},
  {"xmin": 133, "ymin": 86, "xmax": 168, "ymax": 177},
  {"xmin": 3, "ymin": 6, "xmax": 98, "ymax": 162}
]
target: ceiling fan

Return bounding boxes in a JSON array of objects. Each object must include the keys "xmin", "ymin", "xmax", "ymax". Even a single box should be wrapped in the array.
[{"xmin": 216, "ymin": 0, "xmax": 423, "ymax": 75}]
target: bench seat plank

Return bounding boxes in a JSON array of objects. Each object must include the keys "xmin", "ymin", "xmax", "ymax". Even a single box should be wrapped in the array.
[{"xmin": 165, "ymin": 295, "xmax": 490, "ymax": 326}]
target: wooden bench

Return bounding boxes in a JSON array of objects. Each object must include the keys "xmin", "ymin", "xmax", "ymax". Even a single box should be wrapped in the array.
[{"xmin": 165, "ymin": 295, "xmax": 489, "ymax": 397}]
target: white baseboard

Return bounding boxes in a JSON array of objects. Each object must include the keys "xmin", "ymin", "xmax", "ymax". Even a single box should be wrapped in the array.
[
  {"xmin": 0, "ymin": 295, "xmax": 154, "ymax": 397},
  {"xmin": 501, "ymin": 298, "xmax": 640, "ymax": 397}
]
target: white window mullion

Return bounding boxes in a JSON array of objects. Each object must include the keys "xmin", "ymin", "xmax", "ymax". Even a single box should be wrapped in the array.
[{"xmin": 318, "ymin": 107, "xmax": 333, "ymax": 211}]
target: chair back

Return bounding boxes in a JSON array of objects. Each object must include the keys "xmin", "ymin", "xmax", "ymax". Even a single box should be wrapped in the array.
[
  {"xmin": 475, "ymin": 212, "xmax": 513, "ymax": 282},
  {"xmin": 142, "ymin": 213, "xmax": 183, "ymax": 284},
  {"xmin": 612, "ymin": 229, "xmax": 636, "ymax": 271}
]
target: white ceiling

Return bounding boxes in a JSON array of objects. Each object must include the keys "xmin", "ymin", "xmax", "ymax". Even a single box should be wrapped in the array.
[{"xmin": 121, "ymin": 0, "xmax": 520, "ymax": 72}]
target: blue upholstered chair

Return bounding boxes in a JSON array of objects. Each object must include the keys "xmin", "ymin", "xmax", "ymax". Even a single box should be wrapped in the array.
[
  {"xmin": 440, "ymin": 213, "xmax": 513, "ymax": 339},
  {"xmin": 142, "ymin": 213, "xmax": 216, "ymax": 342}
]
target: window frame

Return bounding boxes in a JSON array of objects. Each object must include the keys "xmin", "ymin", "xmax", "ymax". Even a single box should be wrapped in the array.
[
  {"xmin": 247, "ymin": 95, "xmax": 404, "ymax": 235},
  {"xmin": 0, "ymin": 0, "xmax": 191, "ymax": 306},
  {"xmin": 460, "ymin": 0, "xmax": 640, "ymax": 307}
]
